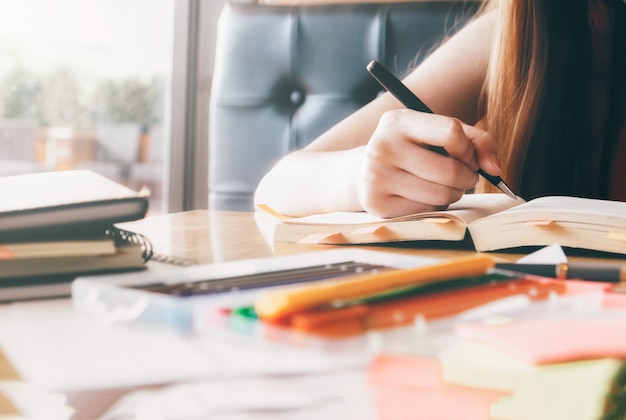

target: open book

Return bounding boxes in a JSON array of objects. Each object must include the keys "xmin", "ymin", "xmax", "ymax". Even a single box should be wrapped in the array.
[{"xmin": 258, "ymin": 194, "xmax": 626, "ymax": 255}]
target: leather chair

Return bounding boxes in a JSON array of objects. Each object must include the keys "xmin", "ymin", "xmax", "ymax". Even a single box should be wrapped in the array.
[{"xmin": 209, "ymin": 1, "xmax": 480, "ymax": 211}]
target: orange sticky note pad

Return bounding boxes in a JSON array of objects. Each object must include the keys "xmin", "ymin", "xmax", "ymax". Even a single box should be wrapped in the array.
[
  {"xmin": 523, "ymin": 220, "xmax": 555, "ymax": 226},
  {"xmin": 350, "ymin": 225, "xmax": 388, "ymax": 235},
  {"xmin": 296, "ymin": 232, "xmax": 345, "ymax": 244},
  {"xmin": 421, "ymin": 217, "xmax": 452, "ymax": 224},
  {"xmin": 255, "ymin": 203, "xmax": 291, "ymax": 220},
  {"xmin": 607, "ymin": 231, "xmax": 626, "ymax": 242},
  {"xmin": 0, "ymin": 248, "xmax": 14, "ymax": 260}
]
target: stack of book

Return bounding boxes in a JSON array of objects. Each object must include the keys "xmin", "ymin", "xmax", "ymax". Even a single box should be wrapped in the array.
[{"xmin": 0, "ymin": 170, "xmax": 151, "ymax": 301}]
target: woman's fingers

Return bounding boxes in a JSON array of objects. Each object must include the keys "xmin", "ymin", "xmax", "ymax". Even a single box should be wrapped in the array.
[
  {"xmin": 360, "ymin": 165, "xmax": 467, "ymax": 217},
  {"xmin": 379, "ymin": 110, "xmax": 480, "ymax": 169},
  {"xmin": 359, "ymin": 110, "xmax": 500, "ymax": 217},
  {"xmin": 462, "ymin": 123, "xmax": 502, "ymax": 177}
]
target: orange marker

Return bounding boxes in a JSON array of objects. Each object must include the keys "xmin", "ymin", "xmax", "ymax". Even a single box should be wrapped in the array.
[{"xmin": 288, "ymin": 278, "xmax": 566, "ymax": 339}]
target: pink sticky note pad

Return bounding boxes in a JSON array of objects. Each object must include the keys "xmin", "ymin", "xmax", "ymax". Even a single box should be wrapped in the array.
[
  {"xmin": 455, "ymin": 315, "xmax": 626, "ymax": 365},
  {"xmin": 603, "ymin": 291, "xmax": 626, "ymax": 309},
  {"xmin": 368, "ymin": 354, "xmax": 507, "ymax": 419}
]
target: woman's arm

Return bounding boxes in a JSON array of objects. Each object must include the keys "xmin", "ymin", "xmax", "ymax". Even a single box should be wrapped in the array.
[{"xmin": 254, "ymin": 10, "xmax": 499, "ymax": 217}]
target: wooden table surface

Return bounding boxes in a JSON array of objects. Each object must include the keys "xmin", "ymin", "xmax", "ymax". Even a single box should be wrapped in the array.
[
  {"xmin": 117, "ymin": 209, "xmax": 626, "ymax": 267},
  {"xmin": 17, "ymin": 209, "xmax": 626, "ymax": 418}
]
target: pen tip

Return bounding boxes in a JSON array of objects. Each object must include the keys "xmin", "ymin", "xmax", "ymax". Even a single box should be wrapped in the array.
[{"xmin": 498, "ymin": 182, "xmax": 517, "ymax": 200}]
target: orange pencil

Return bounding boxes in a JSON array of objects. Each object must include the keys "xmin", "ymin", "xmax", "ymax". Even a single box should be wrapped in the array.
[{"xmin": 255, "ymin": 253, "xmax": 495, "ymax": 320}]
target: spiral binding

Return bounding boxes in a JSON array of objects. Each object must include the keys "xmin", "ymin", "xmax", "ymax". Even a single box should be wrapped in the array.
[
  {"xmin": 151, "ymin": 254, "xmax": 195, "ymax": 266},
  {"xmin": 105, "ymin": 227, "xmax": 195, "ymax": 266}
]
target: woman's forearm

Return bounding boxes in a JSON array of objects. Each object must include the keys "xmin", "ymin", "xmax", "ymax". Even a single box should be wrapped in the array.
[{"xmin": 254, "ymin": 147, "xmax": 366, "ymax": 217}]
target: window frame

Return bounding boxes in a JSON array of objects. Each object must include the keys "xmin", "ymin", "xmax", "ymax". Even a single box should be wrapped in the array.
[{"xmin": 168, "ymin": 0, "xmax": 224, "ymax": 212}]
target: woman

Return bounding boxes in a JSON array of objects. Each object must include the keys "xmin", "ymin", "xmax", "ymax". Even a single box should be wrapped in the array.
[{"xmin": 254, "ymin": 0, "xmax": 625, "ymax": 218}]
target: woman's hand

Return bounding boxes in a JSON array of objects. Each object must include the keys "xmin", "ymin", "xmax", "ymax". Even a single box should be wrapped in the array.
[{"xmin": 359, "ymin": 109, "xmax": 502, "ymax": 218}]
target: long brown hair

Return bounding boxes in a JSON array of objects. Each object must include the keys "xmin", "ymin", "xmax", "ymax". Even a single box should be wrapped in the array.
[{"xmin": 481, "ymin": 0, "xmax": 625, "ymax": 200}]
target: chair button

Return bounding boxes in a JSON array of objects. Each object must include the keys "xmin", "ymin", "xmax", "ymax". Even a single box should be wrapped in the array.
[{"xmin": 289, "ymin": 89, "xmax": 305, "ymax": 107}]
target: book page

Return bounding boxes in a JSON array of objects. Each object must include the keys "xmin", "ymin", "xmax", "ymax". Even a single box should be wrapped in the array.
[
  {"xmin": 282, "ymin": 194, "xmax": 523, "ymax": 226},
  {"xmin": 496, "ymin": 196, "xmax": 626, "ymax": 220},
  {"xmin": 468, "ymin": 196, "xmax": 626, "ymax": 253}
]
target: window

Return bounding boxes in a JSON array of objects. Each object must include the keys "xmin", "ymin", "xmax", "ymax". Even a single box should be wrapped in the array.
[{"xmin": 0, "ymin": 0, "xmax": 175, "ymax": 215}]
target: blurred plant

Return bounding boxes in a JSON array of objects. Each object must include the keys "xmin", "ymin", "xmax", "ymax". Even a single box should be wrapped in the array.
[
  {"xmin": 91, "ymin": 77, "xmax": 164, "ymax": 131},
  {"xmin": 0, "ymin": 66, "xmax": 165, "ymax": 131},
  {"xmin": 38, "ymin": 67, "xmax": 89, "ymax": 127},
  {"xmin": 0, "ymin": 66, "xmax": 43, "ymax": 123}
]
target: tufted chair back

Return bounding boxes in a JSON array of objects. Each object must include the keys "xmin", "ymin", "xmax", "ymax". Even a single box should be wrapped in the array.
[{"xmin": 209, "ymin": 1, "xmax": 480, "ymax": 211}]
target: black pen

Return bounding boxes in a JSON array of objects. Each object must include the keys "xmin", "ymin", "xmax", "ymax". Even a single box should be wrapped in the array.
[
  {"xmin": 366, "ymin": 59, "xmax": 517, "ymax": 199},
  {"xmin": 495, "ymin": 262, "xmax": 626, "ymax": 283}
]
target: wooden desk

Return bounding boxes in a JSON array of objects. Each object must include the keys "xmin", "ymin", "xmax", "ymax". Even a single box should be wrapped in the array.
[
  {"xmin": 117, "ymin": 210, "xmax": 278, "ymax": 263},
  {"xmin": 3, "ymin": 210, "xmax": 626, "ymax": 419}
]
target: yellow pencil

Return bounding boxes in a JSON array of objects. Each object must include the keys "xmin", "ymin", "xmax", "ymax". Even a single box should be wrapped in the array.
[{"xmin": 255, "ymin": 253, "xmax": 495, "ymax": 320}]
